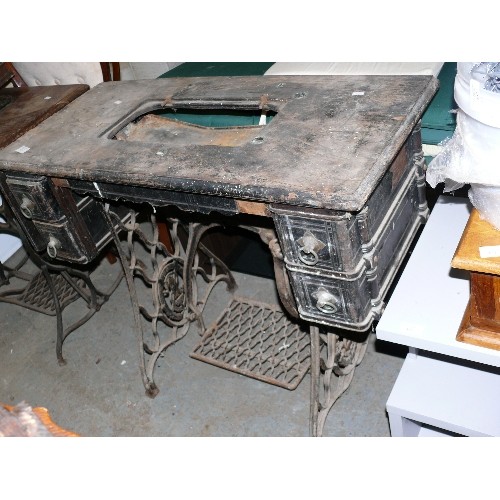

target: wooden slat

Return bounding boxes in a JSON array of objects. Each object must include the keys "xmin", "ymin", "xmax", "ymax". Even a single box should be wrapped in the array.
[{"xmin": 235, "ymin": 200, "xmax": 269, "ymax": 216}]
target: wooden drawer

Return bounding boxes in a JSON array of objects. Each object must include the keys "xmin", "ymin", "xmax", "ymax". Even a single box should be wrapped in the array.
[
  {"xmin": 289, "ymin": 269, "xmax": 373, "ymax": 330},
  {"xmin": 270, "ymin": 139, "xmax": 419, "ymax": 275},
  {"xmin": 4, "ymin": 175, "xmax": 65, "ymax": 222},
  {"xmin": 31, "ymin": 217, "xmax": 89, "ymax": 262},
  {"xmin": 271, "ymin": 139, "xmax": 428, "ymax": 331},
  {"xmin": 0, "ymin": 172, "xmax": 129, "ymax": 263}
]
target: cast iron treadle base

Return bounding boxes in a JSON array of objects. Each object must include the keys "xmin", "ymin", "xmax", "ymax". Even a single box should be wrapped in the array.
[
  {"xmin": 1, "ymin": 271, "xmax": 83, "ymax": 315},
  {"xmin": 190, "ymin": 296, "xmax": 310, "ymax": 390}
]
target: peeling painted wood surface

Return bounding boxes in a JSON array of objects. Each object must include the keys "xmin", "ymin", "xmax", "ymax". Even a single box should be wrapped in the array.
[{"xmin": 0, "ymin": 76, "xmax": 438, "ymax": 211}]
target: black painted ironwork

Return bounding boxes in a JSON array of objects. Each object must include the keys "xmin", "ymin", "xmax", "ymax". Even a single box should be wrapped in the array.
[
  {"xmin": 104, "ymin": 205, "xmax": 237, "ymax": 397},
  {"xmin": 0, "ymin": 201, "xmax": 123, "ymax": 365},
  {"xmin": 309, "ymin": 325, "xmax": 369, "ymax": 436}
]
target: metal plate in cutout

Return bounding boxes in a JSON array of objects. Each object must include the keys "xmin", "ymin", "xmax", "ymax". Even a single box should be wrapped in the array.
[{"xmin": 190, "ymin": 296, "xmax": 310, "ymax": 390}]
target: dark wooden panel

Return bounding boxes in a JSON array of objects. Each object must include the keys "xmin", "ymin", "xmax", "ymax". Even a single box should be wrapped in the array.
[{"xmin": 0, "ymin": 84, "xmax": 88, "ymax": 148}]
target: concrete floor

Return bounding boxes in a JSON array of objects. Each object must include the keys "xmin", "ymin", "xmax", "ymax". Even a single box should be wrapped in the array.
[{"xmin": 0, "ymin": 241, "xmax": 407, "ymax": 437}]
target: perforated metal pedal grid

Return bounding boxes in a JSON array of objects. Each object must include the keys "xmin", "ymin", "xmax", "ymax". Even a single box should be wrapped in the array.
[
  {"xmin": 1, "ymin": 271, "xmax": 83, "ymax": 315},
  {"xmin": 191, "ymin": 296, "xmax": 310, "ymax": 390}
]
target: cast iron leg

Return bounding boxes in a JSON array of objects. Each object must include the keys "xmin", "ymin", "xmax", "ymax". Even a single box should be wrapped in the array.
[
  {"xmin": 103, "ymin": 205, "xmax": 236, "ymax": 398},
  {"xmin": 309, "ymin": 325, "xmax": 321, "ymax": 437},
  {"xmin": 309, "ymin": 325, "xmax": 369, "ymax": 437}
]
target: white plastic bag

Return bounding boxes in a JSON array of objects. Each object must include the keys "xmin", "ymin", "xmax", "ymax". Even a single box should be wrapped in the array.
[{"xmin": 426, "ymin": 62, "xmax": 500, "ymax": 229}]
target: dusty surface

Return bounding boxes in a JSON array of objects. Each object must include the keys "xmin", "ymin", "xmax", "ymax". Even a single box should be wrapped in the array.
[
  {"xmin": 0, "ymin": 75, "xmax": 437, "ymax": 211},
  {"xmin": 0, "ymin": 255, "xmax": 407, "ymax": 437}
]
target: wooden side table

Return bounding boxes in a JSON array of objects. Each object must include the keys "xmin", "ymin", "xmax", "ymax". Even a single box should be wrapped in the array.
[
  {"xmin": 452, "ymin": 208, "xmax": 500, "ymax": 351},
  {"xmin": 0, "ymin": 84, "xmax": 88, "ymax": 148}
]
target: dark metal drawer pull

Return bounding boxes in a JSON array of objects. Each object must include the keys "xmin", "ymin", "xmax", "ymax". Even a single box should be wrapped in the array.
[
  {"xmin": 20, "ymin": 195, "xmax": 35, "ymax": 219},
  {"xmin": 47, "ymin": 236, "xmax": 61, "ymax": 259},
  {"xmin": 297, "ymin": 230, "xmax": 325, "ymax": 266},
  {"xmin": 312, "ymin": 287, "xmax": 339, "ymax": 314}
]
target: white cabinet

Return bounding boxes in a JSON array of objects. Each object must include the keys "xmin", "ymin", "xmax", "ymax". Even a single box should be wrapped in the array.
[{"xmin": 377, "ymin": 196, "xmax": 500, "ymax": 437}]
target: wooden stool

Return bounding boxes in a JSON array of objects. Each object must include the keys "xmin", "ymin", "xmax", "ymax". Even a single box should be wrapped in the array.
[{"xmin": 452, "ymin": 208, "xmax": 500, "ymax": 350}]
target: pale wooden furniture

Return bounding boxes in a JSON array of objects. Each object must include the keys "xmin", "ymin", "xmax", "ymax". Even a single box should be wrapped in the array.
[{"xmin": 452, "ymin": 208, "xmax": 500, "ymax": 351}]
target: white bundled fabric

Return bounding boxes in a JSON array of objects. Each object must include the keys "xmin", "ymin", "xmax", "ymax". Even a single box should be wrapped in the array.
[
  {"xmin": 455, "ymin": 62, "xmax": 500, "ymax": 128},
  {"xmin": 426, "ymin": 109, "xmax": 500, "ymax": 188},
  {"xmin": 426, "ymin": 62, "xmax": 500, "ymax": 230},
  {"xmin": 13, "ymin": 62, "xmax": 105, "ymax": 88}
]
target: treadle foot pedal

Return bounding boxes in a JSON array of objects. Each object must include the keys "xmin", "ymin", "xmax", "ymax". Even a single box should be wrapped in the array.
[
  {"xmin": 190, "ymin": 296, "xmax": 310, "ymax": 390},
  {"xmin": 2, "ymin": 272, "xmax": 84, "ymax": 315}
]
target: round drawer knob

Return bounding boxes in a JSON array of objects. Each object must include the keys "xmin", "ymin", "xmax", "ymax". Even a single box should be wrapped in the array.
[
  {"xmin": 47, "ymin": 236, "xmax": 61, "ymax": 259},
  {"xmin": 312, "ymin": 287, "xmax": 339, "ymax": 314},
  {"xmin": 20, "ymin": 196, "xmax": 35, "ymax": 219}
]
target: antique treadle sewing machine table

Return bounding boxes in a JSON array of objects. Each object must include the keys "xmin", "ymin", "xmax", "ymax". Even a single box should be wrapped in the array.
[
  {"xmin": 0, "ymin": 75, "xmax": 438, "ymax": 436},
  {"xmin": 0, "ymin": 83, "xmax": 118, "ymax": 365}
]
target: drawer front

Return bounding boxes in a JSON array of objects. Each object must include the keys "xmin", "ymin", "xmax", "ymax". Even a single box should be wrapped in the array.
[
  {"xmin": 365, "ymin": 177, "xmax": 421, "ymax": 299},
  {"xmin": 271, "ymin": 138, "xmax": 420, "ymax": 276},
  {"xmin": 288, "ymin": 271, "xmax": 372, "ymax": 330},
  {"xmin": 21, "ymin": 199, "xmax": 127, "ymax": 264},
  {"xmin": 286, "ymin": 169, "xmax": 426, "ymax": 331},
  {"xmin": 4, "ymin": 175, "xmax": 64, "ymax": 222},
  {"xmin": 0, "ymin": 172, "xmax": 114, "ymax": 263},
  {"xmin": 32, "ymin": 218, "xmax": 90, "ymax": 263},
  {"xmin": 272, "ymin": 211, "xmax": 361, "ymax": 273}
]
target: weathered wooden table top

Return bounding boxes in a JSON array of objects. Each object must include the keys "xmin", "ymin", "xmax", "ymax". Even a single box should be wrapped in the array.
[
  {"xmin": 0, "ymin": 84, "xmax": 88, "ymax": 149},
  {"xmin": 0, "ymin": 75, "xmax": 438, "ymax": 211}
]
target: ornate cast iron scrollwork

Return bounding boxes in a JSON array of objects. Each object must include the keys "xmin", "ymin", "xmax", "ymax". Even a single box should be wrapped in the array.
[
  {"xmin": 0, "ymin": 200, "xmax": 123, "ymax": 366},
  {"xmin": 103, "ymin": 205, "xmax": 236, "ymax": 398},
  {"xmin": 156, "ymin": 258, "xmax": 186, "ymax": 322},
  {"xmin": 259, "ymin": 226, "xmax": 368, "ymax": 437},
  {"xmin": 309, "ymin": 325, "xmax": 369, "ymax": 436}
]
